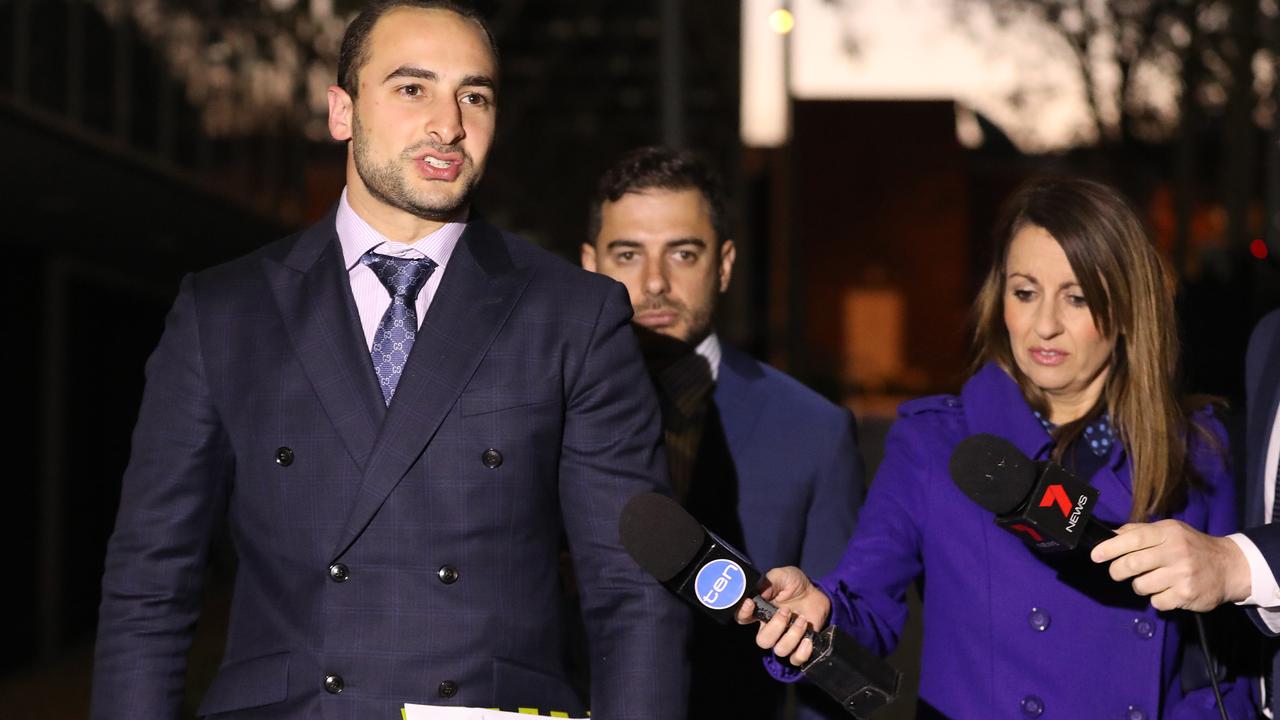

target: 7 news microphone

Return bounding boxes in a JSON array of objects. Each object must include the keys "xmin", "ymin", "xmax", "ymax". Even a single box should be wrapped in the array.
[
  {"xmin": 948, "ymin": 433, "xmax": 1116, "ymax": 551},
  {"xmin": 619, "ymin": 492, "xmax": 901, "ymax": 719}
]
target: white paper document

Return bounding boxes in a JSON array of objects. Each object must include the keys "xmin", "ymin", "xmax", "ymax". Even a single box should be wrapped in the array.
[{"xmin": 402, "ymin": 704, "xmax": 587, "ymax": 719}]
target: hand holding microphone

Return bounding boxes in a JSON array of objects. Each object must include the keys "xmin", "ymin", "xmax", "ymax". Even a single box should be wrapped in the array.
[
  {"xmin": 732, "ymin": 565, "xmax": 831, "ymax": 666},
  {"xmin": 619, "ymin": 492, "xmax": 899, "ymax": 718},
  {"xmin": 1089, "ymin": 519, "xmax": 1251, "ymax": 612}
]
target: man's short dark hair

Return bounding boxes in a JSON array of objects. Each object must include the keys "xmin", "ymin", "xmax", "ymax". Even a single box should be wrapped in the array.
[
  {"xmin": 589, "ymin": 146, "xmax": 731, "ymax": 244},
  {"xmin": 337, "ymin": 0, "xmax": 499, "ymax": 98}
]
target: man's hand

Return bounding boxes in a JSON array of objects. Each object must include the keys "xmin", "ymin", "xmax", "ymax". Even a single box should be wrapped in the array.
[
  {"xmin": 1090, "ymin": 519, "xmax": 1252, "ymax": 611},
  {"xmin": 734, "ymin": 566, "xmax": 832, "ymax": 666}
]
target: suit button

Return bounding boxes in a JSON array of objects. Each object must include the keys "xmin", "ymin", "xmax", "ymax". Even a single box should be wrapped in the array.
[
  {"xmin": 437, "ymin": 565, "xmax": 459, "ymax": 584},
  {"xmin": 1126, "ymin": 706, "xmax": 1146, "ymax": 720},
  {"xmin": 324, "ymin": 674, "xmax": 344, "ymax": 694},
  {"xmin": 329, "ymin": 563, "xmax": 349, "ymax": 583},
  {"xmin": 275, "ymin": 447, "xmax": 294, "ymax": 466},
  {"xmin": 482, "ymin": 448, "xmax": 502, "ymax": 468},
  {"xmin": 438, "ymin": 680, "xmax": 458, "ymax": 698},
  {"xmin": 1132, "ymin": 618, "xmax": 1154, "ymax": 639},
  {"xmin": 1027, "ymin": 608, "xmax": 1050, "ymax": 632},
  {"xmin": 1020, "ymin": 695, "xmax": 1044, "ymax": 717}
]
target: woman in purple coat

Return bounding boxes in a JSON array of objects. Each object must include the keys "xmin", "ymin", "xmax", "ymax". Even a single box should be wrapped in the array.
[{"xmin": 738, "ymin": 177, "xmax": 1255, "ymax": 718}]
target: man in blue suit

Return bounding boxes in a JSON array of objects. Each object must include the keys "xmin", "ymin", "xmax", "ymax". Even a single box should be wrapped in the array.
[
  {"xmin": 91, "ymin": 3, "xmax": 688, "ymax": 719},
  {"xmin": 1093, "ymin": 308, "xmax": 1280, "ymax": 710},
  {"xmin": 581, "ymin": 147, "xmax": 865, "ymax": 720}
]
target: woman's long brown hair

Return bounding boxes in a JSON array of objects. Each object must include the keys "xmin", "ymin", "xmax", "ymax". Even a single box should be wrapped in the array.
[{"xmin": 971, "ymin": 176, "xmax": 1193, "ymax": 521}]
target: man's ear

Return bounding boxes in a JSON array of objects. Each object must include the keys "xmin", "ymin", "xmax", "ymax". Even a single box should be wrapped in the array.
[
  {"xmin": 581, "ymin": 242, "xmax": 598, "ymax": 272},
  {"xmin": 718, "ymin": 239, "xmax": 737, "ymax": 293},
  {"xmin": 327, "ymin": 85, "xmax": 354, "ymax": 142}
]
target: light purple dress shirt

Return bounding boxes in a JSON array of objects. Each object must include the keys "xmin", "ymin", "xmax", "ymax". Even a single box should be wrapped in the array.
[{"xmin": 334, "ymin": 188, "xmax": 466, "ymax": 350}]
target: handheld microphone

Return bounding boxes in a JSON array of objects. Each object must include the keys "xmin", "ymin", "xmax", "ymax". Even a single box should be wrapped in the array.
[
  {"xmin": 948, "ymin": 434, "xmax": 1115, "ymax": 552},
  {"xmin": 619, "ymin": 492, "xmax": 901, "ymax": 719}
]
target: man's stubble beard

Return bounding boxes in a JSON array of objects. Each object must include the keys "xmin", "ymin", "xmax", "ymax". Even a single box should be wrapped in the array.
[
  {"xmin": 634, "ymin": 292, "xmax": 716, "ymax": 347},
  {"xmin": 351, "ymin": 110, "xmax": 483, "ymax": 222}
]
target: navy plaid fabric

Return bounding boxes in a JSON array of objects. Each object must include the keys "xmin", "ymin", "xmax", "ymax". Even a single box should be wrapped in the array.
[{"xmin": 361, "ymin": 251, "xmax": 436, "ymax": 405}]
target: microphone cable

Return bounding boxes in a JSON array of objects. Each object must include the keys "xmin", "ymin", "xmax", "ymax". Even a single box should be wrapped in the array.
[{"xmin": 1193, "ymin": 612, "xmax": 1230, "ymax": 720}]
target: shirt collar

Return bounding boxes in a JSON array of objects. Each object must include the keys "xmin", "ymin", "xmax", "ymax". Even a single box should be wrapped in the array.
[
  {"xmin": 335, "ymin": 187, "xmax": 466, "ymax": 269},
  {"xmin": 1032, "ymin": 410, "xmax": 1117, "ymax": 458},
  {"xmin": 694, "ymin": 333, "xmax": 722, "ymax": 382}
]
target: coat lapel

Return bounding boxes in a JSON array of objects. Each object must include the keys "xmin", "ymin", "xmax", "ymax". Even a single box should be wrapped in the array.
[
  {"xmin": 1247, "ymin": 325, "xmax": 1280, "ymax": 527},
  {"xmin": 713, "ymin": 345, "xmax": 767, "ymax": 458},
  {"xmin": 331, "ymin": 221, "xmax": 531, "ymax": 559},
  {"xmin": 263, "ymin": 210, "xmax": 385, "ymax": 473},
  {"xmin": 962, "ymin": 363, "xmax": 1055, "ymax": 463}
]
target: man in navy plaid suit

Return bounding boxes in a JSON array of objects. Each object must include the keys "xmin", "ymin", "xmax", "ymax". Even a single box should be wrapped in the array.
[{"xmin": 90, "ymin": 2, "xmax": 689, "ymax": 718}]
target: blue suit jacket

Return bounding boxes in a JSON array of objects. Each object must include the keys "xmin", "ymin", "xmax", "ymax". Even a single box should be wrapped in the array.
[
  {"xmin": 1242, "ymin": 309, "xmax": 1280, "ymax": 711},
  {"xmin": 91, "ymin": 212, "xmax": 690, "ymax": 719},
  {"xmin": 684, "ymin": 344, "xmax": 862, "ymax": 720},
  {"xmin": 1243, "ymin": 309, "xmax": 1280, "ymax": 615},
  {"xmin": 712, "ymin": 345, "xmax": 862, "ymax": 582}
]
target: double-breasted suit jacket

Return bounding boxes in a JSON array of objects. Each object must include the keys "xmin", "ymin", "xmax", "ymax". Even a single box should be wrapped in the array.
[{"xmin": 91, "ymin": 211, "xmax": 690, "ymax": 719}]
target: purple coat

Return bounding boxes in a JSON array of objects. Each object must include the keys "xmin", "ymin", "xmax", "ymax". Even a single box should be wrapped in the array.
[{"xmin": 769, "ymin": 363, "xmax": 1253, "ymax": 719}]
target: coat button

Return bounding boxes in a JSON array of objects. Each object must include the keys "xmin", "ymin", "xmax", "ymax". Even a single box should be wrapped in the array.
[
  {"xmin": 438, "ymin": 680, "xmax": 458, "ymax": 698},
  {"xmin": 1132, "ymin": 618, "xmax": 1154, "ymax": 639},
  {"xmin": 482, "ymin": 448, "xmax": 502, "ymax": 468},
  {"xmin": 1126, "ymin": 706, "xmax": 1146, "ymax": 720},
  {"xmin": 275, "ymin": 447, "xmax": 294, "ymax": 466},
  {"xmin": 324, "ymin": 674, "xmax": 344, "ymax": 694},
  {"xmin": 329, "ymin": 563, "xmax": 349, "ymax": 583},
  {"xmin": 437, "ymin": 565, "xmax": 459, "ymax": 584},
  {"xmin": 1027, "ymin": 608, "xmax": 1050, "ymax": 632},
  {"xmin": 1020, "ymin": 695, "xmax": 1044, "ymax": 718}
]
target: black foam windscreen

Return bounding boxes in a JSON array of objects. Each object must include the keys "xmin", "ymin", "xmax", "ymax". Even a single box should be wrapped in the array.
[
  {"xmin": 619, "ymin": 492, "xmax": 707, "ymax": 583},
  {"xmin": 948, "ymin": 434, "xmax": 1038, "ymax": 515}
]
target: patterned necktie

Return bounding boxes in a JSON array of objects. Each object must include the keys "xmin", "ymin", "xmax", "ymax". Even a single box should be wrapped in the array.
[
  {"xmin": 362, "ymin": 251, "xmax": 437, "ymax": 405},
  {"xmin": 1272, "ymin": 446, "xmax": 1280, "ymax": 525}
]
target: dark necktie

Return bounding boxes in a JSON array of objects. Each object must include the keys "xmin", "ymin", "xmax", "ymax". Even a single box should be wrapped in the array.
[
  {"xmin": 654, "ymin": 353, "xmax": 715, "ymax": 504},
  {"xmin": 362, "ymin": 251, "xmax": 436, "ymax": 405}
]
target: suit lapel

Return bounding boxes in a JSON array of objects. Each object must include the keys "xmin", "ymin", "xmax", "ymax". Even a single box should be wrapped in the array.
[
  {"xmin": 1247, "ymin": 325, "xmax": 1280, "ymax": 527},
  {"xmin": 263, "ymin": 210, "xmax": 385, "ymax": 472},
  {"xmin": 331, "ymin": 221, "xmax": 531, "ymax": 559},
  {"xmin": 713, "ymin": 345, "xmax": 767, "ymax": 459}
]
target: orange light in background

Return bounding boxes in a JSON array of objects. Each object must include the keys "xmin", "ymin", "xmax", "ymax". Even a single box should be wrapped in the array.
[
  {"xmin": 1251, "ymin": 239, "xmax": 1269, "ymax": 259},
  {"xmin": 769, "ymin": 9, "xmax": 795, "ymax": 35}
]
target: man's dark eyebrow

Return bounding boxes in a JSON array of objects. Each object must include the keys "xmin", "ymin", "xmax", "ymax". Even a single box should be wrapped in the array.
[
  {"xmin": 605, "ymin": 239, "xmax": 643, "ymax": 251},
  {"xmin": 384, "ymin": 66, "xmax": 437, "ymax": 84},
  {"xmin": 665, "ymin": 238, "xmax": 707, "ymax": 249},
  {"xmin": 382, "ymin": 66, "xmax": 497, "ymax": 92},
  {"xmin": 461, "ymin": 75, "xmax": 497, "ymax": 91}
]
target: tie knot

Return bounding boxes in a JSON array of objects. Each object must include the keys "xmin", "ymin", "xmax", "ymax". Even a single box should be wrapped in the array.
[{"xmin": 362, "ymin": 251, "xmax": 437, "ymax": 300}]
